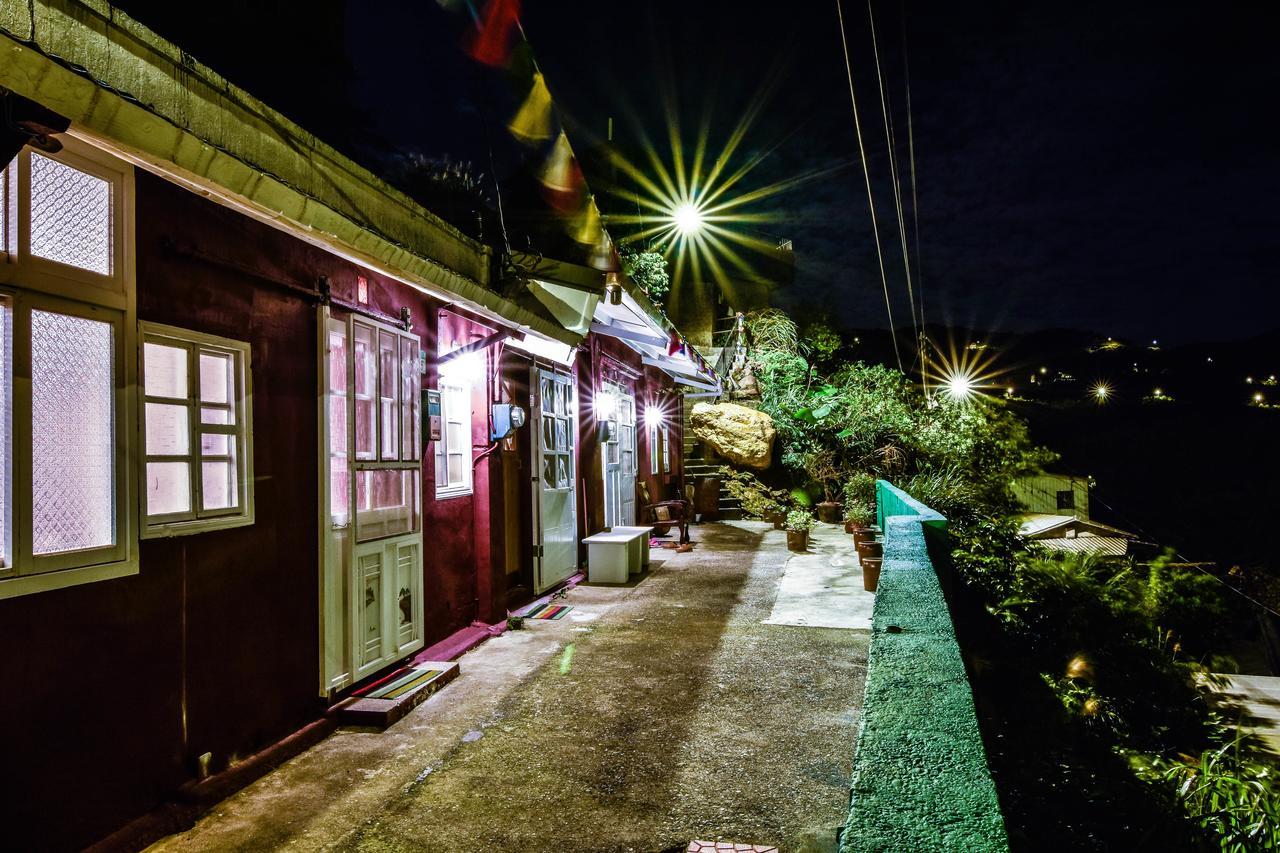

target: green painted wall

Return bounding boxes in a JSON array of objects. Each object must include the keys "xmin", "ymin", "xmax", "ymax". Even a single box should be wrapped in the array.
[{"xmin": 841, "ymin": 482, "xmax": 1008, "ymax": 852}]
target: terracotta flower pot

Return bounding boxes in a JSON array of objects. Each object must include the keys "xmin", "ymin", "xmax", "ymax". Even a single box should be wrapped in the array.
[
  {"xmin": 862, "ymin": 557, "xmax": 882, "ymax": 592},
  {"xmin": 786, "ymin": 529, "xmax": 810, "ymax": 552},
  {"xmin": 816, "ymin": 501, "xmax": 842, "ymax": 524},
  {"xmin": 857, "ymin": 539, "xmax": 883, "ymax": 560},
  {"xmin": 851, "ymin": 526, "xmax": 874, "ymax": 547}
]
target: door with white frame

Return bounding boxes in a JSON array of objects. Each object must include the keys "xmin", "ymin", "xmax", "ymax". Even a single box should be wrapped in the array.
[
  {"xmin": 532, "ymin": 367, "xmax": 578, "ymax": 593},
  {"xmin": 600, "ymin": 379, "xmax": 637, "ymax": 529},
  {"xmin": 319, "ymin": 307, "xmax": 424, "ymax": 695}
]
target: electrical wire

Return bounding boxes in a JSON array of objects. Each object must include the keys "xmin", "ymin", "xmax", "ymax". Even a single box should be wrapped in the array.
[
  {"xmin": 867, "ymin": 0, "xmax": 919, "ymax": 364},
  {"xmin": 901, "ymin": 0, "xmax": 929, "ymax": 391},
  {"xmin": 1085, "ymin": 488, "xmax": 1280, "ymax": 621},
  {"xmin": 835, "ymin": 0, "xmax": 903, "ymax": 372}
]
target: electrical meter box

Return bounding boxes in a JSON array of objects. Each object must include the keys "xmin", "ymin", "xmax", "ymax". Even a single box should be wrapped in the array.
[
  {"xmin": 424, "ymin": 389, "xmax": 442, "ymax": 442},
  {"xmin": 490, "ymin": 403, "xmax": 527, "ymax": 441}
]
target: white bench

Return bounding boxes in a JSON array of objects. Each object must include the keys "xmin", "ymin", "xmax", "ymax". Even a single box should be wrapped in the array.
[
  {"xmin": 582, "ymin": 526, "xmax": 651, "ymax": 583},
  {"xmin": 610, "ymin": 526, "xmax": 655, "ymax": 572}
]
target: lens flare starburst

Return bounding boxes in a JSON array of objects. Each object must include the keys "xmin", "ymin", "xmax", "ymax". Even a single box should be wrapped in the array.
[
  {"xmin": 924, "ymin": 337, "xmax": 1007, "ymax": 405},
  {"xmin": 602, "ymin": 76, "xmax": 844, "ymax": 311}
]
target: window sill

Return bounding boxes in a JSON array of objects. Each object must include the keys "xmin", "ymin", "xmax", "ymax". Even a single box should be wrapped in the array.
[
  {"xmin": 0, "ymin": 559, "xmax": 138, "ymax": 601},
  {"xmin": 141, "ymin": 513, "xmax": 255, "ymax": 539},
  {"xmin": 434, "ymin": 486, "xmax": 473, "ymax": 501}
]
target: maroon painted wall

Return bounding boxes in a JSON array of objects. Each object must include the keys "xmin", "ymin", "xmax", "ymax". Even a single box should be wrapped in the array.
[
  {"xmin": 0, "ymin": 169, "xmax": 502, "ymax": 849},
  {"xmin": 574, "ymin": 335, "xmax": 683, "ymax": 558}
]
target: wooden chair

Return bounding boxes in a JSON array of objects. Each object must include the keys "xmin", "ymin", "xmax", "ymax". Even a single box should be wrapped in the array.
[{"xmin": 637, "ymin": 482, "xmax": 691, "ymax": 544}]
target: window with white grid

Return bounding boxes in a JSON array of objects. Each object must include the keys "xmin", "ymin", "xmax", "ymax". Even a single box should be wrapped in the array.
[
  {"xmin": 0, "ymin": 137, "xmax": 137, "ymax": 600},
  {"xmin": 140, "ymin": 324, "xmax": 253, "ymax": 535},
  {"xmin": 434, "ymin": 380, "xmax": 472, "ymax": 498}
]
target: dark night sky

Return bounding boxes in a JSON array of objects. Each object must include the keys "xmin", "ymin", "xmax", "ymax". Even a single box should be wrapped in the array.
[{"xmin": 115, "ymin": 1, "xmax": 1280, "ymax": 343}]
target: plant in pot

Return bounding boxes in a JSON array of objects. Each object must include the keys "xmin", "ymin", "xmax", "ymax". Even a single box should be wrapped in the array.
[
  {"xmin": 785, "ymin": 509, "xmax": 815, "ymax": 552},
  {"xmin": 843, "ymin": 496, "xmax": 875, "ymax": 538},
  {"xmin": 803, "ymin": 448, "xmax": 845, "ymax": 524}
]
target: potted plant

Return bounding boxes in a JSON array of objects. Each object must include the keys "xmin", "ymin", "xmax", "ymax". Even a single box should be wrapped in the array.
[
  {"xmin": 843, "ymin": 497, "xmax": 875, "ymax": 538},
  {"xmin": 862, "ymin": 557, "xmax": 882, "ymax": 592},
  {"xmin": 785, "ymin": 509, "xmax": 815, "ymax": 552},
  {"xmin": 803, "ymin": 449, "xmax": 845, "ymax": 524},
  {"xmin": 766, "ymin": 502, "xmax": 787, "ymax": 530}
]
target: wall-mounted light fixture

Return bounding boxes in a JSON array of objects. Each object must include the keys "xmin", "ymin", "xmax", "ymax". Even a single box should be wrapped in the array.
[
  {"xmin": 439, "ymin": 347, "xmax": 485, "ymax": 386},
  {"xmin": 604, "ymin": 271, "xmax": 623, "ymax": 305}
]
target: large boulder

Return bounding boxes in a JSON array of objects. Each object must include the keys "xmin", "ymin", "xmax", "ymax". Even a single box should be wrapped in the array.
[{"xmin": 690, "ymin": 402, "xmax": 776, "ymax": 470}]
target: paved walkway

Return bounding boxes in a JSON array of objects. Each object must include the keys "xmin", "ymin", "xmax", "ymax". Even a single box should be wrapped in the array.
[{"xmin": 148, "ymin": 522, "xmax": 869, "ymax": 853}]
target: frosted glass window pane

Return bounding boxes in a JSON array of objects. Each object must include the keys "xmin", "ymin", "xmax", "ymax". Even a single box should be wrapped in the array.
[
  {"xmin": 328, "ymin": 330, "xmax": 347, "ymax": 391},
  {"xmin": 199, "ymin": 352, "xmax": 231, "ymax": 405},
  {"xmin": 144, "ymin": 343, "xmax": 187, "ymax": 398},
  {"xmin": 447, "ymin": 453, "xmax": 464, "ymax": 485},
  {"xmin": 201, "ymin": 432, "xmax": 230, "ymax": 455},
  {"xmin": 202, "ymin": 454, "xmax": 237, "ymax": 510},
  {"xmin": 201, "ymin": 407, "xmax": 231, "ymax": 425},
  {"xmin": 29, "ymin": 153, "xmax": 113, "ymax": 275},
  {"xmin": 379, "ymin": 332, "xmax": 399, "ymax": 459},
  {"xmin": 330, "ymin": 468, "xmax": 349, "ymax": 521},
  {"xmin": 31, "ymin": 310, "xmax": 115, "ymax": 554},
  {"xmin": 353, "ymin": 325, "xmax": 376, "ymax": 459},
  {"xmin": 145, "ymin": 403, "xmax": 189, "ymax": 455},
  {"xmin": 146, "ymin": 462, "xmax": 190, "ymax": 515},
  {"xmin": 0, "ymin": 302, "xmax": 11, "ymax": 566},
  {"xmin": 434, "ymin": 446, "xmax": 447, "ymax": 487}
]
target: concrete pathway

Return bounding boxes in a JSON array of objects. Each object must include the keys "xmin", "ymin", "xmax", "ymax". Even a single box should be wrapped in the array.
[
  {"xmin": 148, "ymin": 522, "xmax": 869, "ymax": 853},
  {"xmin": 764, "ymin": 523, "xmax": 874, "ymax": 631}
]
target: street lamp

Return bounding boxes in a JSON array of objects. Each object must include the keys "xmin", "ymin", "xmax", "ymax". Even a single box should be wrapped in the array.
[{"xmin": 943, "ymin": 371, "xmax": 975, "ymax": 402}]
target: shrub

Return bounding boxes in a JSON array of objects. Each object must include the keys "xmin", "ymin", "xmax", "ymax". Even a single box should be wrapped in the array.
[
  {"xmin": 1147, "ymin": 735, "xmax": 1280, "ymax": 850},
  {"xmin": 722, "ymin": 469, "xmax": 789, "ymax": 520},
  {"xmin": 785, "ymin": 509, "xmax": 815, "ymax": 532}
]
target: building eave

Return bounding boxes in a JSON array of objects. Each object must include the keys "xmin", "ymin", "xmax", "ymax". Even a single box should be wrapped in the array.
[{"xmin": 0, "ymin": 0, "xmax": 582, "ymax": 347}]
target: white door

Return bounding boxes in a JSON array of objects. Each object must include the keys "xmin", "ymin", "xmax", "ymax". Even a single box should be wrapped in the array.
[
  {"xmin": 319, "ymin": 308, "xmax": 424, "ymax": 695},
  {"xmin": 533, "ymin": 367, "xmax": 578, "ymax": 593},
  {"xmin": 601, "ymin": 381, "xmax": 637, "ymax": 529}
]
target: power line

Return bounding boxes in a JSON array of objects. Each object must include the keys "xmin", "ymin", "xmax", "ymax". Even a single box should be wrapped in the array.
[
  {"xmin": 1088, "ymin": 488, "xmax": 1280, "ymax": 621},
  {"xmin": 867, "ymin": 0, "xmax": 919, "ymax": 366},
  {"xmin": 901, "ymin": 0, "xmax": 929, "ymax": 391},
  {"xmin": 835, "ymin": 0, "xmax": 903, "ymax": 371}
]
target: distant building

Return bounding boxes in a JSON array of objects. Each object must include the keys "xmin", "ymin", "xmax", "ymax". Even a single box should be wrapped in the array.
[
  {"xmin": 1013, "ymin": 472, "xmax": 1091, "ymax": 519},
  {"xmin": 1017, "ymin": 514, "xmax": 1148, "ymax": 558}
]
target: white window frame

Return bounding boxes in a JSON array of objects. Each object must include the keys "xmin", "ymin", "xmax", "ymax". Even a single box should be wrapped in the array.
[
  {"xmin": 434, "ymin": 379, "xmax": 473, "ymax": 499},
  {"xmin": 0, "ymin": 134, "xmax": 137, "ymax": 601},
  {"xmin": 662, "ymin": 423, "xmax": 672, "ymax": 474},
  {"xmin": 139, "ymin": 323, "xmax": 255, "ymax": 537},
  {"xmin": 349, "ymin": 316, "xmax": 422, "ymax": 540}
]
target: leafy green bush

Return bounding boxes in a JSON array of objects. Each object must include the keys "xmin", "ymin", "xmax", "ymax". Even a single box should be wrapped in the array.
[
  {"xmin": 1141, "ymin": 735, "xmax": 1280, "ymax": 851},
  {"xmin": 620, "ymin": 249, "xmax": 670, "ymax": 304},
  {"xmin": 722, "ymin": 469, "xmax": 789, "ymax": 520},
  {"xmin": 785, "ymin": 509, "xmax": 815, "ymax": 531}
]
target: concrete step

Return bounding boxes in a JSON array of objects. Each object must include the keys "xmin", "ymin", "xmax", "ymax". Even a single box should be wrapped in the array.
[{"xmin": 333, "ymin": 661, "xmax": 459, "ymax": 729}]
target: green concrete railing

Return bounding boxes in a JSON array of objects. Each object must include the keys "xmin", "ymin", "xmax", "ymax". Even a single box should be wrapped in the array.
[{"xmin": 841, "ymin": 481, "xmax": 1009, "ymax": 852}]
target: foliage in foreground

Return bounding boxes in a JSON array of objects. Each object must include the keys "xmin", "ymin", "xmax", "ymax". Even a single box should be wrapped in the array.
[{"xmin": 740, "ymin": 308, "xmax": 1276, "ymax": 848}]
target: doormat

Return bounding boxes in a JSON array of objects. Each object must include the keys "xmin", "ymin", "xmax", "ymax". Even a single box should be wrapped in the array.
[
  {"xmin": 352, "ymin": 665, "xmax": 446, "ymax": 700},
  {"xmin": 522, "ymin": 602, "xmax": 572, "ymax": 620}
]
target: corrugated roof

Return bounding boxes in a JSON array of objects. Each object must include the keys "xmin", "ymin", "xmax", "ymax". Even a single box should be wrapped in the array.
[
  {"xmin": 1032, "ymin": 537, "xmax": 1133, "ymax": 557},
  {"xmin": 1017, "ymin": 513, "xmax": 1138, "ymax": 540}
]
